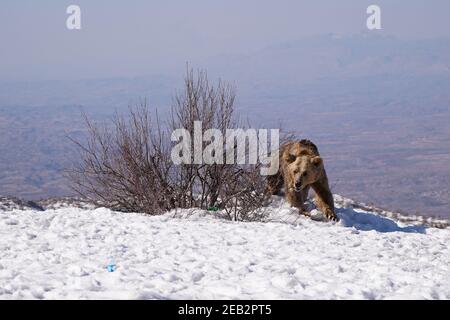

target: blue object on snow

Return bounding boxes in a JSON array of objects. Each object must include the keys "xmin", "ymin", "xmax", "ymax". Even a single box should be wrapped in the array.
[
  {"xmin": 106, "ymin": 256, "xmax": 116, "ymax": 272},
  {"xmin": 106, "ymin": 264, "xmax": 116, "ymax": 272}
]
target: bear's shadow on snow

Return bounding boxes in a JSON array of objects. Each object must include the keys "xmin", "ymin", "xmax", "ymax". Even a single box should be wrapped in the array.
[{"xmin": 336, "ymin": 207, "xmax": 426, "ymax": 234}]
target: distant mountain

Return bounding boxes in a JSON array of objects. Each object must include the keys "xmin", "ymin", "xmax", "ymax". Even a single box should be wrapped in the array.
[
  {"xmin": 1, "ymin": 34, "xmax": 449, "ymax": 109},
  {"xmin": 201, "ymin": 33, "xmax": 450, "ymax": 91}
]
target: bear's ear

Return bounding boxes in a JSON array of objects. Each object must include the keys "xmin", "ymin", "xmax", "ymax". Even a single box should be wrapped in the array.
[{"xmin": 311, "ymin": 156, "xmax": 322, "ymax": 166}]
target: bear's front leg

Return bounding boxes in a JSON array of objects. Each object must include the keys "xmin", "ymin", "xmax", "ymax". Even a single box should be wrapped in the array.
[
  {"xmin": 286, "ymin": 189, "xmax": 308, "ymax": 215},
  {"xmin": 312, "ymin": 179, "xmax": 339, "ymax": 221}
]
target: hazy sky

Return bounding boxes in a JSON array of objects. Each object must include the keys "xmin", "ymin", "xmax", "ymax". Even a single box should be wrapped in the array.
[{"xmin": 1, "ymin": 0, "xmax": 450, "ymax": 81}]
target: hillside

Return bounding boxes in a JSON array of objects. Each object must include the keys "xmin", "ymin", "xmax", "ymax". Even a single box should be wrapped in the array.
[
  {"xmin": 0, "ymin": 195, "xmax": 448, "ymax": 299},
  {"xmin": 1, "ymin": 35, "xmax": 450, "ymax": 218}
]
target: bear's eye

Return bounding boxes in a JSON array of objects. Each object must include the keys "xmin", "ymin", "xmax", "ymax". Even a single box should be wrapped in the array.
[{"xmin": 287, "ymin": 154, "xmax": 296, "ymax": 162}]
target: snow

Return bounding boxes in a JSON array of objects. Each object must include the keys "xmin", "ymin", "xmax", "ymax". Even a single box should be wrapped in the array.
[{"xmin": 0, "ymin": 196, "xmax": 449, "ymax": 300}]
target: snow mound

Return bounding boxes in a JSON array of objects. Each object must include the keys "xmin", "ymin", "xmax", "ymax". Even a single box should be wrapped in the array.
[{"xmin": 0, "ymin": 197, "xmax": 449, "ymax": 299}]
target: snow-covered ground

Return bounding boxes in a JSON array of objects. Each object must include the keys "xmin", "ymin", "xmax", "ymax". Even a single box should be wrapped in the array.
[{"xmin": 0, "ymin": 196, "xmax": 449, "ymax": 299}]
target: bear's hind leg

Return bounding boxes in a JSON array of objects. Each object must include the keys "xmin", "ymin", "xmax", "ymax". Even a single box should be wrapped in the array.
[{"xmin": 267, "ymin": 171, "xmax": 284, "ymax": 195}]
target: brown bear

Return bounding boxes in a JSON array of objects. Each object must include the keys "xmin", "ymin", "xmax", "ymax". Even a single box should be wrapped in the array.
[{"xmin": 267, "ymin": 139, "xmax": 339, "ymax": 221}]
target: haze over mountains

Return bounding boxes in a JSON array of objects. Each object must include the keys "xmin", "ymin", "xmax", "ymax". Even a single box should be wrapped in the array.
[{"xmin": 1, "ymin": 34, "xmax": 450, "ymax": 217}]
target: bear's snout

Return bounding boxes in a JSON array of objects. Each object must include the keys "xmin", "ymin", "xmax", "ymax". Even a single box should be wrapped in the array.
[
  {"xmin": 294, "ymin": 171, "xmax": 308, "ymax": 191},
  {"xmin": 294, "ymin": 178, "xmax": 303, "ymax": 192}
]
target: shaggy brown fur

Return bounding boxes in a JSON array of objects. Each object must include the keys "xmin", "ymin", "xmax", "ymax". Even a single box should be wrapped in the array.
[{"xmin": 267, "ymin": 139, "xmax": 338, "ymax": 221}]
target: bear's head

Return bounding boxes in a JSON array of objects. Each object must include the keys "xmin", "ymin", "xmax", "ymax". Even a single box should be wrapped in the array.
[{"xmin": 283, "ymin": 146, "xmax": 324, "ymax": 193}]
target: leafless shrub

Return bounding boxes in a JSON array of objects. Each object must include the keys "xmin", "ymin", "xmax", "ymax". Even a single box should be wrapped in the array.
[
  {"xmin": 169, "ymin": 68, "xmax": 238, "ymax": 209},
  {"xmin": 67, "ymin": 104, "xmax": 175, "ymax": 214},
  {"xmin": 68, "ymin": 67, "xmax": 276, "ymax": 220},
  {"xmin": 218, "ymin": 163, "xmax": 272, "ymax": 221}
]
